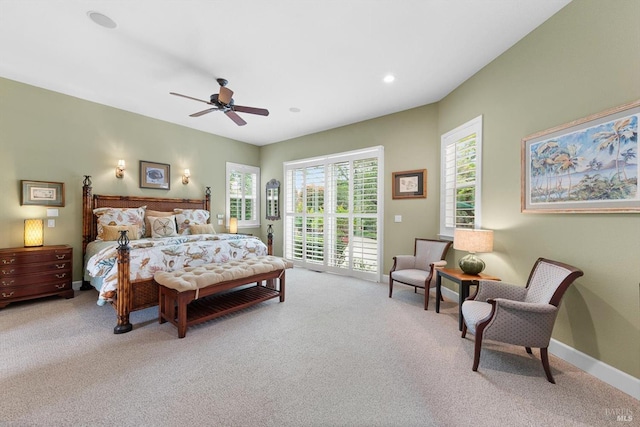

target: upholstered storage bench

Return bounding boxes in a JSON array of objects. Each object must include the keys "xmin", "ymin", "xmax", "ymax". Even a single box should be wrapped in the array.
[{"xmin": 155, "ymin": 256, "xmax": 292, "ymax": 338}]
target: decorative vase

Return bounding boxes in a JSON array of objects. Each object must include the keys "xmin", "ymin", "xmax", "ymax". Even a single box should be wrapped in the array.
[{"xmin": 459, "ymin": 253, "xmax": 485, "ymax": 275}]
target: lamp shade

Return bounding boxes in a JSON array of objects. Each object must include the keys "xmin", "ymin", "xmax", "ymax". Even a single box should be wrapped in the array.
[
  {"xmin": 24, "ymin": 219, "xmax": 44, "ymax": 247},
  {"xmin": 229, "ymin": 217, "xmax": 238, "ymax": 234},
  {"xmin": 454, "ymin": 229, "xmax": 493, "ymax": 275},
  {"xmin": 453, "ymin": 229, "xmax": 493, "ymax": 253}
]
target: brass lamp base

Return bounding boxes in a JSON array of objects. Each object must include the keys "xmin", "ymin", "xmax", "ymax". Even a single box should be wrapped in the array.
[{"xmin": 459, "ymin": 253, "xmax": 485, "ymax": 275}]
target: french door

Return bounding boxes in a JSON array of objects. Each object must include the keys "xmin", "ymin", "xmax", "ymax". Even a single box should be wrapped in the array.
[{"xmin": 283, "ymin": 146, "xmax": 384, "ymax": 281}]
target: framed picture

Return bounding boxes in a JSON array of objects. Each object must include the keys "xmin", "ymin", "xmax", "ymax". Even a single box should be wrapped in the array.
[
  {"xmin": 521, "ymin": 99, "xmax": 640, "ymax": 213},
  {"xmin": 140, "ymin": 161, "xmax": 170, "ymax": 190},
  {"xmin": 392, "ymin": 169, "xmax": 427, "ymax": 199},
  {"xmin": 21, "ymin": 180, "xmax": 65, "ymax": 207}
]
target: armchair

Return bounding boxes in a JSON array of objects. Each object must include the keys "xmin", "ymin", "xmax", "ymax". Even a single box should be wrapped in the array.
[
  {"xmin": 389, "ymin": 238, "xmax": 452, "ymax": 310},
  {"xmin": 461, "ymin": 258, "xmax": 583, "ymax": 383}
]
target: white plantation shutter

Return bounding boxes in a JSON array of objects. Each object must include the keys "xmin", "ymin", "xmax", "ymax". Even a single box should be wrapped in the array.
[
  {"xmin": 284, "ymin": 146, "xmax": 384, "ymax": 281},
  {"xmin": 440, "ymin": 116, "xmax": 483, "ymax": 237},
  {"xmin": 226, "ymin": 162, "xmax": 260, "ymax": 228},
  {"xmin": 351, "ymin": 157, "xmax": 379, "ymax": 273}
]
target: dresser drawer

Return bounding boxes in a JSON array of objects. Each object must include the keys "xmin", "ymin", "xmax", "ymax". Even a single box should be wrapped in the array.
[
  {"xmin": 0, "ymin": 248, "xmax": 72, "ymax": 266},
  {"xmin": 0, "ymin": 259, "xmax": 71, "ymax": 277},
  {"xmin": 0, "ymin": 269, "xmax": 71, "ymax": 287},
  {"xmin": 1, "ymin": 279, "xmax": 72, "ymax": 300}
]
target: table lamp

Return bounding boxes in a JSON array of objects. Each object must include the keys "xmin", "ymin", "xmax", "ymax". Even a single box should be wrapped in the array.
[
  {"xmin": 24, "ymin": 219, "xmax": 44, "ymax": 247},
  {"xmin": 229, "ymin": 217, "xmax": 238, "ymax": 234},
  {"xmin": 453, "ymin": 229, "xmax": 494, "ymax": 275}
]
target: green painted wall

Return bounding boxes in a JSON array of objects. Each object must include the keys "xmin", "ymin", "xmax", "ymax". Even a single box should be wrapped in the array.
[
  {"xmin": 1, "ymin": 0, "xmax": 637, "ymax": 378},
  {"xmin": 261, "ymin": 0, "xmax": 640, "ymax": 377},
  {"xmin": 0, "ymin": 78, "xmax": 261, "ymax": 280},
  {"xmin": 437, "ymin": 0, "xmax": 639, "ymax": 377},
  {"xmin": 260, "ymin": 103, "xmax": 441, "ymax": 265}
]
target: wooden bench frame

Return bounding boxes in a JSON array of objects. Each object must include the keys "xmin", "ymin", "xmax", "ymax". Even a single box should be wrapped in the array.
[{"xmin": 158, "ymin": 269, "xmax": 285, "ymax": 338}]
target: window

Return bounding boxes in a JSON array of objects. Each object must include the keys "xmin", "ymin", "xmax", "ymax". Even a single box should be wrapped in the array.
[
  {"xmin": 226, "ymin": 162, "xmax": 260, "ymax": 229},
  {"xmin": 440, "ymin": 116, "xmax": 483, "ymax": 238},
  {"xmin": 284, "ymin": 146, "xmax": 384, "ymax": 281}
]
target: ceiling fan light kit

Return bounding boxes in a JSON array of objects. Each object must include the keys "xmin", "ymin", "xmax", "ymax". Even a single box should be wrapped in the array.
[{"xmin": 170, "ymin": 78, "xmax": 269, "ymax": 127}]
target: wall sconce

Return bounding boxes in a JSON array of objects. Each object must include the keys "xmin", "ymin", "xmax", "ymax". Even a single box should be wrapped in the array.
[
  {"xmin": 182, "ymin": 168, "xmax": 191, "ymax": 185},
  {"xmin": 24, "ymin": 219, "xmax": 44, "ymax": 247},
  {"xmin": 453, "ymin": 228, "xmax": 494, "ymax": 275},
  {"xmin": 115, "ymin": 160, "xmax": 126, "ymax": 178},
  {"xmin": 229, "ymin": 217, "xmax": 238, "ymax": 234}
]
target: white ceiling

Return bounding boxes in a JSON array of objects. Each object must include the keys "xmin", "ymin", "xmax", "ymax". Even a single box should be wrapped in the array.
[{"xmin": 0, "ymin": 0, "xmax": 571, "ymax": 146}]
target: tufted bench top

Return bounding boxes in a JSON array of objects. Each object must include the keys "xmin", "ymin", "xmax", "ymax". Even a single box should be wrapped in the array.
[{"xmin": 154, "ymin": 256, "xmax": 293, "ymax": 295}]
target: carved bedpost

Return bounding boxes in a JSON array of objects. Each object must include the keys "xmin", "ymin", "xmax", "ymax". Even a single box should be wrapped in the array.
[
  {"xmin": 205, "ymin": 186, "xmax": 211, "ymax": 213},
  {"xmin": 114, "ymin": 230, "xmax": 133, "ymax": 334},
  {"xmin": 267, "ymin": 224, "xmax": 273, "ymax": 256},
  {"xmin": 80, "ymin": 176, "xmax": 94, "ymax": 291},
  {"xmin": 82, "ymin": 175, "xmax": 92, "ymax": 254}
]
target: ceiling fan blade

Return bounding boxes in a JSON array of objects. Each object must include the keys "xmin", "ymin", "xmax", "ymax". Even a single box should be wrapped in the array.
[
  {"xmin": 170, "ymin": 92, "xmax": 213, "ymax": 105},
  {"xmin": 225, "ymin": 110, "xmax": 247, "ymax": 126},
  {"xmin": 219, "ymin": 86, "xmax": 234, "ymax": 105},
  {"xmin": 189, "ymin": 107, "xmax": 219, "ymax": 117},
  {"xmin": 233, "ymin": 105, "xmax": 270, "ymax": 116}
]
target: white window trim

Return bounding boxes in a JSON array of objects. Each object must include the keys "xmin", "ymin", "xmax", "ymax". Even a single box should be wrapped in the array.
[
  {"xmin": 439, "ymin": 115, "xmax": 483, "ymax": 239},
  {"xmin": 226, "ymin": 162, "xmax": 260, "ymax": 229},
  {"xmin": 283, "ymin": 146, "xmax": 384, "ymax": 282}
]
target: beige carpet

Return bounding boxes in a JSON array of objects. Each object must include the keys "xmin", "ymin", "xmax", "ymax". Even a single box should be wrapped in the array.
[{"xmin": 1, "ymin": 267, "xmax": 637, "ymax": 426}]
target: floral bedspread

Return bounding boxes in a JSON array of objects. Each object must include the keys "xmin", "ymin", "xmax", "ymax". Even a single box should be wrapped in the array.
[{"xmin": 85, "ymin": 234, "xmax": 267, "ymax": 305}]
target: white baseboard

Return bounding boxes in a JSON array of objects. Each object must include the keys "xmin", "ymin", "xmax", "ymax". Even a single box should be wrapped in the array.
[
  {"xmin": 549, "ymin": 339, "xmax": 639, "ymax": 400},
  {"xmin": 383, "ymin": 274, "xmax": 639, "ymax": 399}
]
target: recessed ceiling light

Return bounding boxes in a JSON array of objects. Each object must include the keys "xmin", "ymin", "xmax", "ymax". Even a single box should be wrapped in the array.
[
  {"xmin": 289, "ymin": 107, "xmax": 301, "ymax": 113},
  {"xmin": 87, "ymin": 11, "xmax": 117, "ymax": 29},
  {"xmin": 383, "ymin": 74, "xmax": 395, "ymax": 83}
]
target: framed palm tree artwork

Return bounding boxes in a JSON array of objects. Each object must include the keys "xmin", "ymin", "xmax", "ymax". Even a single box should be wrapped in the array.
[{"xmin": 521, "ymin": 99, "xmax": 640, "ymax": 213}]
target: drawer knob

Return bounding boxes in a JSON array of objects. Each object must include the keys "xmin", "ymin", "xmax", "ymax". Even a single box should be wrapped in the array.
[
  {"xmin": 56, "ymin": 264, "xmax": 67, "ymax": 269},
  {"xmin": 1, "ymin": 280, "xmax": 15, "ymax": 286},
  {"xmin": 2, "ymin": 258, "xmax": 16, "ymax": 264},
  {"xmin": 2, "ymin": 291, "xmax": 14, "ymax": 298},
  {"xmin": 55, "ymin": 284, "xmax": 67, "ymax": 289},
  {"xmin": 56, "ymin": 254, "xmax": 67, "ymax": 260},
  {"xmin": 2, "ymin": 269, "xmax": 15, "ymax": 275},
  {"xmin": 55, "ymin": 273, "xmax": 67, "ymax": 279}
]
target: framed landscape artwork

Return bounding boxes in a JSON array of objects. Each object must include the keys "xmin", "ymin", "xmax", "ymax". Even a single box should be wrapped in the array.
[
  {"xmin": 140, "ymin": 161, "xmax": 170, "ymax": 190},
  {"xmin": 392, "ymin": 169, "xmax": 427, "ymax": 199},
  {"xmin": 521, "ymin": 100, "xmax": 640, "ymax": 213}
]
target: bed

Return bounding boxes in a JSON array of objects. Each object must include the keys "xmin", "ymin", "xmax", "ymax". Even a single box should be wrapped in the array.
[{"xmin": 81, "ymin": 176, "xmax": 272, "ymax": 334}]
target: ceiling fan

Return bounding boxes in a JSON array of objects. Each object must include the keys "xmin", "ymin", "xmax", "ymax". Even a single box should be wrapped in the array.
[{"xmin": 170, "ymin": 78, "xmax": 269, "ymax": 126}]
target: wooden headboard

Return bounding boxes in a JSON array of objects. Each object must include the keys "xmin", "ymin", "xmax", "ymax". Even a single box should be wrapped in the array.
[{"xmin": 82, "ymin": 175, "xmax": 211, "ymax": 255}]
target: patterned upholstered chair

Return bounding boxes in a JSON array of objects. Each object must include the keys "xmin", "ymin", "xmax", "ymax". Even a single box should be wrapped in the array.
[
  {"xmin": 389, "ymin": 238, "xmax": 452, "ymax": 310},
  {"xmin": 461, "ymin": 258, "xmax": 583, "ymax": 383}
]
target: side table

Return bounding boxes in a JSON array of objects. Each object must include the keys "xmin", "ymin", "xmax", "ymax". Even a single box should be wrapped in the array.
[{"xmin": 435, "ymin": 268, "xmax": 500, "ymax": 331}]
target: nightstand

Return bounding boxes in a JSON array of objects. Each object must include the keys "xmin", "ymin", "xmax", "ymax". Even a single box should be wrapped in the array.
[{"xmin": 0, "ymin": 245, "xmax": 74, "ymax": 308}]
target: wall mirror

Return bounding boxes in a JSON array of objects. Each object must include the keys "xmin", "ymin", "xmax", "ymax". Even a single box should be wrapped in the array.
[{"xmin": 265, "ymin": 179, "xmax": 280, "ymax": 220}]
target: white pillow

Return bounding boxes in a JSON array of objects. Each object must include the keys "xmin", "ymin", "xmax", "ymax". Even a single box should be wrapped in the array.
[
  {"xmin": 147, "ymin": 215, "xmax": 178, "ymax": 238},
  {"xmin": 94, "ymin": 206, "xmax": 146, "ymax": 240},
  {"xmin": 174, "ymin": 209, "xmax": 210, "ymax": 234}
]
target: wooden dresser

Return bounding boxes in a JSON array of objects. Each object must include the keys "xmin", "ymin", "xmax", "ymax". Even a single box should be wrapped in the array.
[{"xmin": 0, "ymin": 245, "xmax": 74, "ymax": 308}]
